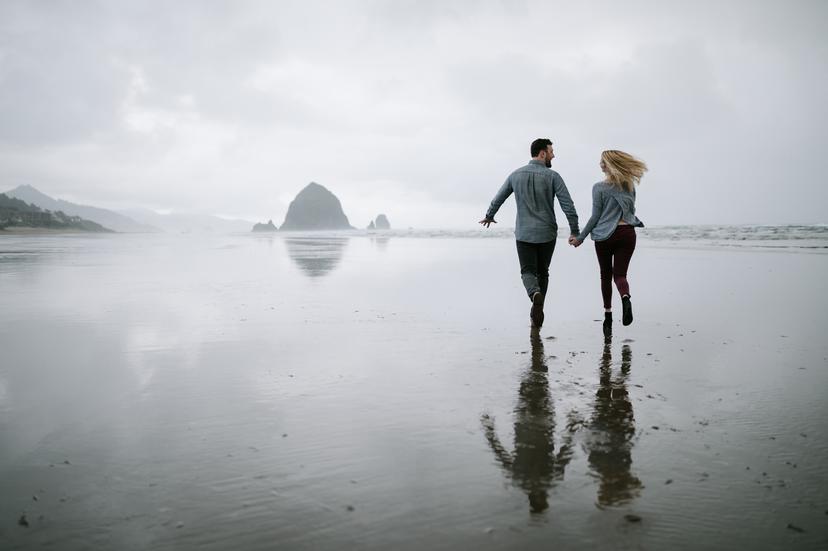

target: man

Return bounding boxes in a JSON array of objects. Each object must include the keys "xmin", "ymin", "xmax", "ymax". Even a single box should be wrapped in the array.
[{"xmin": 480, "ymin": 138, "xmax": 580, "ymax": 328}]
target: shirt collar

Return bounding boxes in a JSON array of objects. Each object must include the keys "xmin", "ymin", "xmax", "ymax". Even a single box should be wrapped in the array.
[{"xmin": 529, "ymin": 159, "xmax": 546, "ymax": 167}]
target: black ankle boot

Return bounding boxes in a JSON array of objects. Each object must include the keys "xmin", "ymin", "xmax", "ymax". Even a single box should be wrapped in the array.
[
  {"xmin": 622, "ymin": 295, "xmax": 633, "ymax": 326},
  {"xmin": 603, "ymin": 312, "xmax": 612, "ymax": 337},
  {"xmin": 530, "ymin": 292, "xmax": 544, "ymax": 328}
]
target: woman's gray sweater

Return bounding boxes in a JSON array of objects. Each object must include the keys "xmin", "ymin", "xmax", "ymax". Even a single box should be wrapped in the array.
[{"xmin": 577, "ymin": 182, "xmax": 643, "ymax": 242}]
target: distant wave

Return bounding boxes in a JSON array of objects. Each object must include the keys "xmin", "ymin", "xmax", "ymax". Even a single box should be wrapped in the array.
[
  {"xmin": 379, "ymin": 224, "xmax": 828, "ymax": 240},
  {"xmin": 253, "ymin": 225, "xmax": 828, "ymax": 251},
  {"xmin": 639, "ymin": 224, "xmax": 828, "ymax": 241}
]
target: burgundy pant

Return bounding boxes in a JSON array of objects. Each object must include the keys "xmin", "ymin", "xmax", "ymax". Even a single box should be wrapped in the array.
[{"xmin": 594, "ymin": 225, "xmax": 636, "ymax": 309}]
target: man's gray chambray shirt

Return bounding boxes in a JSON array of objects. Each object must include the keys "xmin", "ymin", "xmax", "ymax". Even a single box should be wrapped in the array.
[{"xmin": 486, "ymin": 159, "xmax": 580, "ymax": 243}]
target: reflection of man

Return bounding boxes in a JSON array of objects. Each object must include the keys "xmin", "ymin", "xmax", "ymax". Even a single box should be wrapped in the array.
[
  {"xmin": 586, "ymin": 341, "xmax": 642, "ymax": 506},
  {"xmin": 480, "ymin": 139, "xmax": 580, "ymax": 328},
  {"xmin": 481, "ymin": 330, "xmax": 575, "ymax": 513}
]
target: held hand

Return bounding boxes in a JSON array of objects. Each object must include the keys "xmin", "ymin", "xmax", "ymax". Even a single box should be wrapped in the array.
[
  {"xmin": 479, "ymin": 218, "xmax": 496, "ymax": 228},
  {"xmin": 568, "ymin": 236, "xmax": 582, "ymax": 247}
]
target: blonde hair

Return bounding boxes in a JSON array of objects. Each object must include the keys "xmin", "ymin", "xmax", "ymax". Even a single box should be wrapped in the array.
[{"xmin": 601, "ymin": 150, "xmax": 647, "ymax": 192}]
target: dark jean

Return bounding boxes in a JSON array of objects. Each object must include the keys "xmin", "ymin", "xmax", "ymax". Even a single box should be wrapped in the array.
[
  {"xmin": 594, "ymin": 225, "xmax": 636, "ymax": 309},
  {"xmin": 516, "ymin": 239, "xmax": 556, "ymax": 299}
]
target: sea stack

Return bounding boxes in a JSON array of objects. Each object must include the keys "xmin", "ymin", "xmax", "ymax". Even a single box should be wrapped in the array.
[
  {"xmin": 280, "ymin": 182, "xmax": 353, "ymax": 231},
  {"xmin": 374, "ymin": 214, "xmax": 390, "ymax": 230},
  {"xmin": 252, "ymin": 219, "xmax": 278, "ymax": 232}
]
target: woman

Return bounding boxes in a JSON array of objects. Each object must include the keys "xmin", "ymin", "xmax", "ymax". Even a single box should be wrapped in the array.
[{"xmin": 571, "ymin": 150, "xmax": 647, "ymax": 336}]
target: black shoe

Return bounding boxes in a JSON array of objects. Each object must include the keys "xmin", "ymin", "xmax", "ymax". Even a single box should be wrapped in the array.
[
  {"xmin": 530, "ymin": 292, "xmax": 545, "ymax": 328},
  {"xmin": 603, "ymin": 312, "xmax": 613, "ymax": 337},
  {"xmin": 622, "ymin": 295, "xmax": 633, "ymax": 326}
]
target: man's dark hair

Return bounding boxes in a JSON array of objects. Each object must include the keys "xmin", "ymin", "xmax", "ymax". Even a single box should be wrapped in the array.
[{"xmin": 530, "ymin": 138, "xmax": 553, "ymax": 157}]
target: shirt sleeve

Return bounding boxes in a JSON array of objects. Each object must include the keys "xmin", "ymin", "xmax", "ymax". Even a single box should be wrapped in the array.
[
  {"xmin": 485, "ymin": 176, "xmax": 513, "ymax": 220},
  {"xmin": 552, "ymin": 172, "xmax": 580, "ymax": 235},
  {"xmin": 577, "ymin": 185, "xmax": 604, "ymax": 242}
]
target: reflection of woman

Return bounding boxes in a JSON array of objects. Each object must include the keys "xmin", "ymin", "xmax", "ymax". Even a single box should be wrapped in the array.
[
  {"xmin": 570, "ymin": 151, "xmax": 648, "ymax": 336},
  {"xmin": 586, "ymin": 341, "xmax": 642, "ymax": 506},
  {"xmin": 481, "ymin": 330, "xmax": 574, "ymax": 513}
]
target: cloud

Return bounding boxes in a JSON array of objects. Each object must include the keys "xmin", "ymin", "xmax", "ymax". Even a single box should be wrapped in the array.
[
  {"xmin": 0, "ymin": 2, "xmax": 130, "ymax": 144},
  {"xmin": 0, "ymin": 0, "xmax": 826, "ymax": 225}
]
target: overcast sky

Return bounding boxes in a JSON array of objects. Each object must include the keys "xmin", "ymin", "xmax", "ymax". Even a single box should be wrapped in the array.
[{"xmin": 1, "ymin": 0, "xmax": 826, "ymax": 228}]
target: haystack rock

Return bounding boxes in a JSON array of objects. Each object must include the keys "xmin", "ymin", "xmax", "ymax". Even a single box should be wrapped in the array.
[
  {"xmin": 280, "ymin": 182, "xmax": 353, "ymax": 231},
  {"xmin": 374, "ymin": 214, "xmax": 390, "ymax": 230},
  {"xmin": 252, "ymin": 219, "xmax": 277, "ymax": 232}
]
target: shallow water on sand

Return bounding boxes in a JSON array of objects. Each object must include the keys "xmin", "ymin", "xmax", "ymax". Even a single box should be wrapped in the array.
[{"xmin": 1, "ymin": 233, "xmax": 826, "ymax": 550}]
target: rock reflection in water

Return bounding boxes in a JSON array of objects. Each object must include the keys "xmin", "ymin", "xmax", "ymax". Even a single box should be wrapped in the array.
[
  {"xmin": 482, "ymin": 329, "xmax": 576, "ymax": 514},
  {"xmin": 586, "ymin": 339, "xmax": 642, "ymax": 507},
  {"xmin": 370, "ymin": 236, "xmax": 390, "ymax": 251},
  {"xmin": 284, "ymin": 237, "xmax": 349, "ymax": 278}
]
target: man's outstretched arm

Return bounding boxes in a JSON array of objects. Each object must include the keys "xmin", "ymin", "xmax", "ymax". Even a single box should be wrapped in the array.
[
  {"xmin": 480, "ymin": 177, "xmax": 513, "ymax": 227},
  {"xmin": 481, "ymin": 414, "xmax": 514, "ymax": 470}
]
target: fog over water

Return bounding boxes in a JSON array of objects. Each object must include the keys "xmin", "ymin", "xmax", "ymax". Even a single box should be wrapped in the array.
[{"xmin": 1, "ymin": 232, "xmax": 826, "ymax": 549}]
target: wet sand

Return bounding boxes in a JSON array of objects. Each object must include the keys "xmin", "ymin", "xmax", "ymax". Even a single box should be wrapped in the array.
[{"xmin": 0, "ymin": 232, "xmax": 826, "ymax": 549}]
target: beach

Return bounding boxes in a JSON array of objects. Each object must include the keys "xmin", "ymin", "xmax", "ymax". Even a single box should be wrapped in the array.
[{"xmin": 0, "ymin": 230, "xmax": 826, "ymax": 550}]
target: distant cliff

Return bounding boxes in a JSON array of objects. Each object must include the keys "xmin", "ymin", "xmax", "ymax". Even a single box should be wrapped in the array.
[
  {"xmin": 5, "ymin": 185, "xmax": 157, "ymax": 233},
  {"xmin": 280, "ymin": 182, "xmax": 353, "ymax": 231},
  {"xmin": 4, "ymin": 185, "xmax": 256, "ymax": 234},
  {"xmin": 0, "ymin": 193, "xmax": 113, "ymax": 232},
  {"xmin": 121, "ymin": 207, "xmax": 254, "ymax": 234},
  {"xmin": 252, "ymin": 219, "xmax": 278, "ymax": 232}
]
